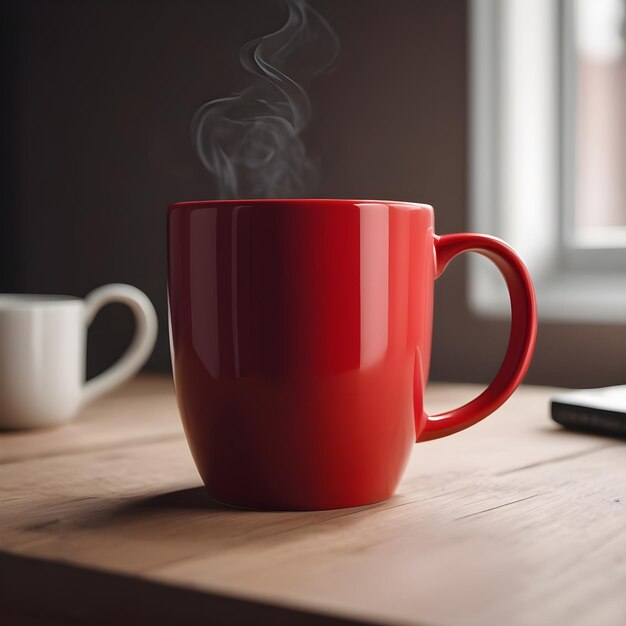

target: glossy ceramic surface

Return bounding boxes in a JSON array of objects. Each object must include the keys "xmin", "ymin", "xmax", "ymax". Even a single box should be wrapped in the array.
[
  {"xmin": 168, "ymin": 199, "xmax": 537, "ymax": 510},
  {"xmin": 0, "ymin": 285, "xmax": 157, "ymax": 430}
]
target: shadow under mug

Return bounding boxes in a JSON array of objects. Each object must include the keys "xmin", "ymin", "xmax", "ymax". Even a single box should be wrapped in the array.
[
  {"xmin": 0, "ymin": 284, "xmax": 158, "ymax": 429},
  {"xmin": 168, "ymin": 199, "xmax": 538, "ymax": 510}
]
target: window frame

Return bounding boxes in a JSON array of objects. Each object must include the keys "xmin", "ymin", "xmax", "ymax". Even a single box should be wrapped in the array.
[{"xmin": 470, "ymin": 0, "xmax": 626, "ymax": 323}]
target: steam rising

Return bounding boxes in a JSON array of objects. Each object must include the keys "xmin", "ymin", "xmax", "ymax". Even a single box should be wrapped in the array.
[{"xmin": 192, "ymin": 0, "xmax": 339, "ymax": 198}]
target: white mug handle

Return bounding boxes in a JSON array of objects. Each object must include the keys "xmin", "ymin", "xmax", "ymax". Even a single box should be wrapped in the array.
[{"xmin": 81, "ymin": 284, "xmax": 158, "ymax": 406}]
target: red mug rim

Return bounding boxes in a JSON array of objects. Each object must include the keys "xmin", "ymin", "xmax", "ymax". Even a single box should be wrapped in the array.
[{"xmin": 168, "ymin": 199, "xmax": 434, "ymax": 212}]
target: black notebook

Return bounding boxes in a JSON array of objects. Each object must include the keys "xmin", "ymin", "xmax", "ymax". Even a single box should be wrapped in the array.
[{"xmin": 551, "ymin": 386, "xmax": 626, "ymax": 439}]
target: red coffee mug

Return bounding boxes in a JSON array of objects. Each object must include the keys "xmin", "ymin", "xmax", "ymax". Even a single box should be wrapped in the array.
[{"xmin": 168, "ymin": 199, "xmax": 537, "ymax": 510}]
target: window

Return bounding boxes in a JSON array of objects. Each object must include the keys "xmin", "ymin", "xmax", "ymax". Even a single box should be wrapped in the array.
[
  {"xmin": 470, "ymin": 0, "xmax": 626, "ymax": 322},
  {"xmin": 573, "ymin": 0, "xmax": 626, "ymax": 244}
]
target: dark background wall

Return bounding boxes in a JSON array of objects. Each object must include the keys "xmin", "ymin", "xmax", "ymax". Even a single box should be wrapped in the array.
[{"xmin": 3, "ymin": 0, "xmax": 626, "ymax": 387}]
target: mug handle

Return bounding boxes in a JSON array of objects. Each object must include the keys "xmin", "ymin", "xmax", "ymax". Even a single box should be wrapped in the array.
[
  {"xmin": 81, "ymin": 284, "xmax": 158, "ymax": 406},
  {"xmin": 417, "ymin": 233, "xmax": 538, "ymax": 442}
]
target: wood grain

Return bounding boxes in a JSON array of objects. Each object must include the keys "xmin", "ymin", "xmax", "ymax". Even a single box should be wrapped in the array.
[
  {"xmin": 1, "ymin": 378, "xmax": 625, "ymax": 626},
  {"xmin": 0, "ymin": 376, "xmax": 181, "ymax": 465}
]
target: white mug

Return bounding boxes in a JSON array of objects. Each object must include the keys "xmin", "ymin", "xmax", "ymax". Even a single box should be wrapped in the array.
[{"xmin": 0, "ymin": 284, "xmax": 158, "ymax": 429}]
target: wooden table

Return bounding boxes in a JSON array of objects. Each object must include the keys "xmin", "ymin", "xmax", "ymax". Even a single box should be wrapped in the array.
[{"xmin": 1, "ymin": 377, "xmax": 625, "ymax": 626}]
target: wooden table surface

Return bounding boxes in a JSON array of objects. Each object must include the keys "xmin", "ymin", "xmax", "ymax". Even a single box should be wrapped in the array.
[{"xmin": 1, "ymin": 376, "xmax": 625, "ymax": 626}]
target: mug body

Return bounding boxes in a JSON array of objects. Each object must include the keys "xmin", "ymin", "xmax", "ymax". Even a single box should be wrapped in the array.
[
  {"xmin": 168, "ymin": 199, "xmax": 435, "ymax": 510},
  {"xmin": 0, "ymin": 296, "xmax": 85, "ymax": 429}
]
